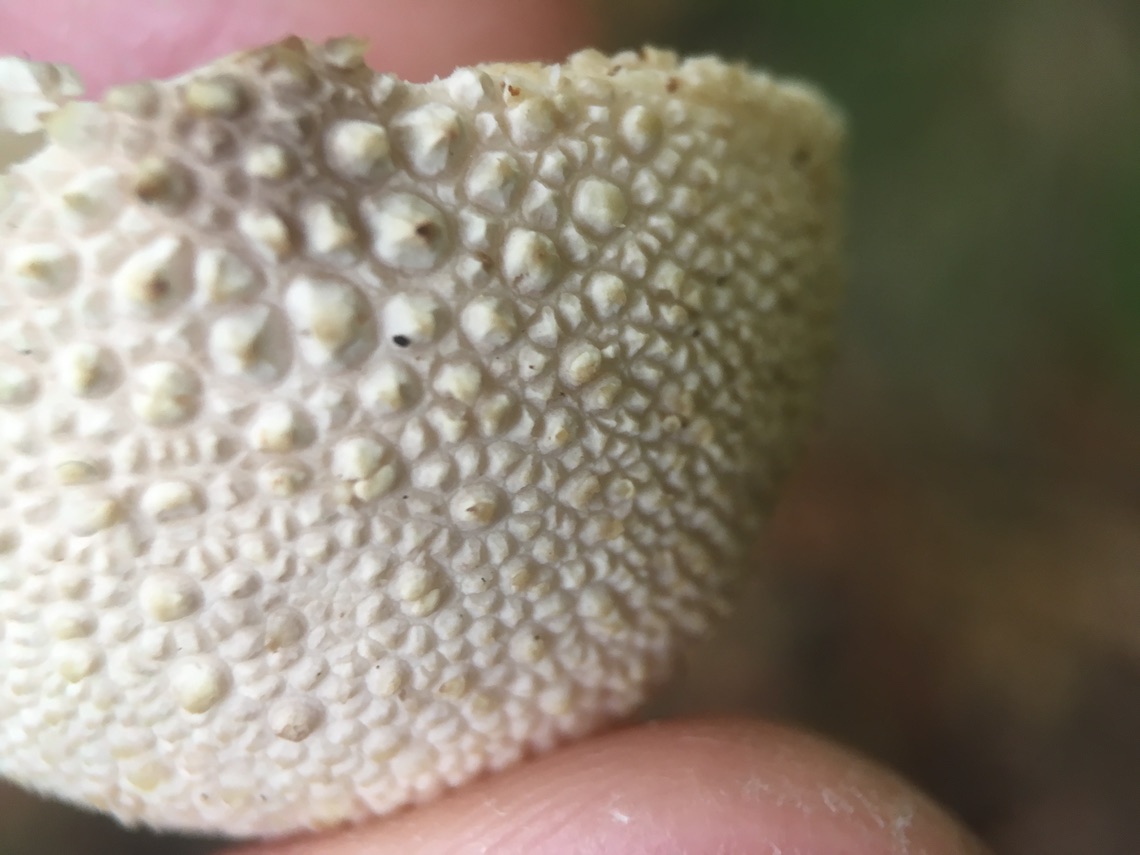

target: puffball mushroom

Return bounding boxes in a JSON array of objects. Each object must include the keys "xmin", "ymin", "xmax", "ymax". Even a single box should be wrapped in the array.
[{"xmin": 0, "ymin": 37, "xmax": 844, "ymax": 837}]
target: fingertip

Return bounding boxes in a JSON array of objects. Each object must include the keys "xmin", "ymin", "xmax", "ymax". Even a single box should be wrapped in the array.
[
  {"xmin": 234, "ymin": 718, "xmax": 986, "ymax": 855},
  {"xmin": 292, "ymin": 0, "xmax": 602, "ymax": 81},
  {"xmin": 0, "ymin": 0, "xmax": 601, "ymax": 93}
]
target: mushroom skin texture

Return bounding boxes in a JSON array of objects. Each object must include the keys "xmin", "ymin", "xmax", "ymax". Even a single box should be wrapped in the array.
[{"xmin": 0, "ymin": 37, "xmax": 844, "ymax": 837}]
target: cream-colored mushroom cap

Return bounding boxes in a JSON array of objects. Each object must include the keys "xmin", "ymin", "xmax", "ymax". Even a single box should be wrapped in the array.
[{"xmin": 0, "ymin": 37, "xmax": 843, "ymax": 837}]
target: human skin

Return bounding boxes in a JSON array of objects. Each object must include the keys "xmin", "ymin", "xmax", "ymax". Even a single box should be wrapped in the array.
[{"xmin": 0, "ymin": 2, "xmax": 984, "ymax": 852}]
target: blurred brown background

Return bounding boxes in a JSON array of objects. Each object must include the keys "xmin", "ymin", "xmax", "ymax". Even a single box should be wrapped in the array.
[{"xmin": 2, "ymin": 1, "xmax": 1138, "ymax": 853}]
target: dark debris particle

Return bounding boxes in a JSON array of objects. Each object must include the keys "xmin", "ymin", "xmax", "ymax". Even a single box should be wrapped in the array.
[
  {"xmin": 392, "ymin": 335, "xmax": 411, "ymax": 347},
  {"xmin": 666, "ymin": 77, "xmax": 680, "ymax": 93}
]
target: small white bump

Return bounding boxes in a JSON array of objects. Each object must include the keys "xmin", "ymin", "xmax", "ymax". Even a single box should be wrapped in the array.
[
  {"xmin": 539, "ymin": 409, "xmax": 578, "ymax": 453},
  {"xmin": 433, "ymin": 362, "xmax": 482, "ymax": 404},
  {"xmin": 248, "ymin": 403, "xmax": 313, "ymax": 453},
  {"xmin": 631, "ymin": 168, "xmax": 664, "ymax": 206},
  {"xmin": 332, "ymin": 436, "xmax": 387, "ymax": 481},
  {"xmin": 366, "ymin": 659, "xmax": 406, "ymax": 697},
  {"xmin": 464, "ymin": 152, "xmax": 521, "ymax": 213},
  {"xmin": 363, "ymin": 192, "xmax": 449, "ymax": 271},
  {"xmin": 258, "ymin": 463, "xmax": 311, "ymax": 497},
  {"xmin": 518, "ymin": 344, "xmax": 548, "ymax": 378},
  {"xmin": 301, "ymin": 198, "xmax": 360, "ymax": 257},
  {"xmin": 505, "ymin": 96, "xmax": 559, "ymax": 148},
  {"xmin": 501, "ymin": 228, "xmax": 560, "ymax": 294},
  {"xmin": 561, "ymin": 473, "xmax": 601, "ymax": 510},
  {"xmin": 139, "ymin": 573, "xmax": 201, "ymax": 622},
  {"xmin": 449, "ymin": 483, "xmax": 503, "ymax": 530},
  {"xmin": 58, "ymin": 166, "xmax": 119, "ymax": 230},
  {"xmin": 113, "ymin": 235, "xmax": 192, "ymax": 316},
  {"xmin": 509, "ymin": 629, "xmax": 547, "ymax": 664},
  {"xmin": 194, "ymin": 248, "xmax": 260, "ymax": 303},
  {"xmin": 618, "ymin": 241, "xmax": 650, "ymax": 279},
  {"xmin": 476, "ymin": 393, "xmax": 518, "ymax": 435},
  {"xmin": 460, "ymin": 296, "xmax": 517, "ymax": 352},
  {"xmin": 322, "ymin": 34, "xmax": 368, "ymax": 69},
  {"xmin": 285, "ymin": 276, "xmax": 374, "ymax": 368},
  {"xmin": 45, "ymin": 605, "xmax": 97, "ymax": 639},
  {"xmin": 123, "ymin": 760, "xmax": 172, "ymax": 793},
  {"xmin": 392, "ymin": 103, "xmax": 465, "ymax": 176},
  {"xmin": 358, "ymin": 362, "xmax": 420, "ymax": 413},
  {"xmin": 132, "ymin": 156, "xmax": 194, "ymax": 210},
  {"xmin": 581, "ymin": 375, "xmax": 623, "ymax": 411},
  {"xmin": 383, "ymin": 292, "xmax": 443, "ymax": 347},
  {"xmin": 56, "ymin": 642, "xmax": 102, "ymax": 683},
  {"xmin": 445, "ymin": 68, "xmax": 494, "ymax": 108},
  {"xmin": 651, "ymin": 259, "xmax": 684, "ymax": 298},
  {"xmin": 269, "ymin": 697, "xmax": 324, "ymax": 742},
  {"xmin": 560, "ymin": 343, "xmax": 604, "ymax": 387},
  {"xmin": 426, "ymin": 404, "xmax": 468, "ymax": 444},
  {"xmin": 578, "ymin": 585, "xmax": 618, "ymax": 621},
  {"xmin": 183, "ymin": 75, "xmax": 246, "ymax": 117},
  {"xmin": 131, "ymin": 362, "xmax": 201, "ymax": 426},
  {"xmin": 457, "ymin": 210, "xmax": 493, "ymax": 250},
  {"xmin": 537, "ymin": 149, "xmax": 571, "ymax": 186},
  {"xmin": 244, "ymin": 142, "xmax": 293, "ymax": 180},
  {"xmin": 325, "ymin": 119, "xmax": 392, "ymax": 180},
  {"xmin": 667, "ymin": 186, "xmax": 703, "ymax": 220},
  {"xmin": 587, "ymin": 272, "xmax": 628, "ymax": 318},
  {"xmin": 103, "ymin": 79, "xmax": 160, "ymax": 116},
  {"xmin": 265, "ymin": 608, "xmax": 306, "ymax": 651},
  {"xmin": 171, "ymin": 657, "xmax": 231, "ymax": 714},
  {"xmin": 436, "ymin": 674, "xmax": 469, "ymax": 699},
  {"xmin": 65, "ymin": 495, "xmax": 122, "ymax": 536},
  {"xmin": 5, "ymin": 243, "xmax": 78, "ymax": 298},
  {"xmin": 352, "ymin": 464, "xmax": 399, "ymax": 502},
  {"xmin": 56, "ymin": 343, "xmax": 119, "ymax": 397},
  {"xmin": 392, "ymin": 564, "xmax": 440, "ymax": 603},
  {"xmin": 619, "ymin": 105, "xmax": 663, "ymax": 156},
  {"xmin": 140, "ymin": 481, "xmax": 204, "ymax": 522},
  {"xmin": 208, "ymin": 305, "xmax": 288, "ymax": 382},
  {"xmin": 0, "ymin": 363, "xmax": 38, "ymax": 406},
  {"xmin": 520, "ymin": 182, "xmax": 560, "ymax": 230},
  {"xmin": 572, "ymin": 177, "xmax": 628, "ymax": 237},
  {"xmin": 238, "ymin": 209, "xmax": 295, "ymax": 260},
  {"xmin": 54, "ymin": 458, "xmax": 105, "ymax": 486}
]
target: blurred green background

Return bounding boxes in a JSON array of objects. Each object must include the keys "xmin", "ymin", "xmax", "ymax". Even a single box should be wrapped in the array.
[{"xmin": 2, "ymin": 1, "xmax": 1137, "ymax": 853}]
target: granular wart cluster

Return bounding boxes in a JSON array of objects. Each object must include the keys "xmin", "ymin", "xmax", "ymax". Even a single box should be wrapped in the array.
[{"xmin": 0, "ymin": 37, "xmax": 843, "ymax": 836}]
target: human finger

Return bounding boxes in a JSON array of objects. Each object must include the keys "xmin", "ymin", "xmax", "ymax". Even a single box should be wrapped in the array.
[
  {"xmin": 0, "ymin": 0, "xmax": 601, "ymax": 93},
  {"xmin": 232, "ymin": 717, "xmax": 987, "ymax": 855}
]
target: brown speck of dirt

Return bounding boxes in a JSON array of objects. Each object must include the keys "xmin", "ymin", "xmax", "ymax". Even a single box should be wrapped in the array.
[
  {"xmin": 666, "ymin": 77, "xmax": 680, "ymax": 93},
  {"xmin": 506, "ymin": 84, "xmax": 520, "ymax": 97},
  {"xmin": 415, "ymin": 221, "xmax": 439, "ymax": 241}
]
